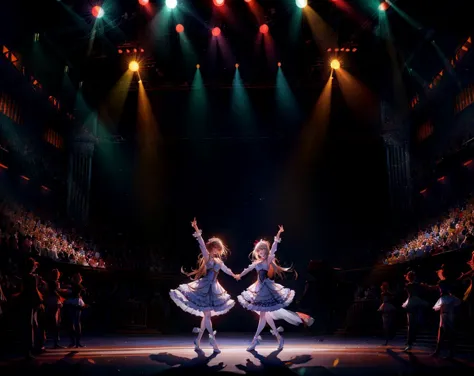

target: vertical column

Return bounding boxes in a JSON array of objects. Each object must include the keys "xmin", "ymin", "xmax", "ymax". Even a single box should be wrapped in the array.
[
  {"xmin": 67, "ymin": 134, "xmax": 95, "ymax": 224},
  {"xmin": 381, "ymin": 100, "xmax": 412, "ymax": 218}
]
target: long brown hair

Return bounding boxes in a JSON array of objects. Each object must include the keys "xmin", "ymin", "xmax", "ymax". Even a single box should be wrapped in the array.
[
  {"xmin": 250, "ymin": 240, "xmax": 297, "ymax": 280},
  {"xmin": 182, "ymin": 237, "xmax": 229, "ymax": 280}
]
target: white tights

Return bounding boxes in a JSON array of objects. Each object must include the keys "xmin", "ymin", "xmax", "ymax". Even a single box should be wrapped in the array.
[
  {"xmin": 196, "ymin": 311, "xmax": 215, "ymax": 343},
  {"xmin": 253, "ymin": 311, "xmax": 281, "ymax": 339}
]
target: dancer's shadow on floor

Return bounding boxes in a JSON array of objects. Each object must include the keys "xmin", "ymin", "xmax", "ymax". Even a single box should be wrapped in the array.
[
  {"xmin": 150, "ymin": 349, "xmax": 226, "ymax": 374},
  {"xmin": 236, "ymin": 349, "xmax": 322, "ymax": 375}
]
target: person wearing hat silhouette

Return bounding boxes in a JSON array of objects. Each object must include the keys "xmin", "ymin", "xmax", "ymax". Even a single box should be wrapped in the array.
[
  {"xmin": 402, "ymin": 270, "xmax": 428, "ymax": 352},
  {"xmin": 423, "ymin": 264, "xmax": 461, "ymax": 358},
  {"xmin": 46, "ymin": 269, "xmax": 68, "ymax": 348}
]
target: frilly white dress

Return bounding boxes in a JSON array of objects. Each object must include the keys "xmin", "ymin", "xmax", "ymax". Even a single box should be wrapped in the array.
[
  {"xmin": 378, "ymin": 293, "xmax": 396, "ymax": 313},
  {"xmin": 237, "ymin": 238, "xmax": 314, "ymax": 327},
  {"xmin": 433, "ymin": 294, "xmax": 461, "ymax": 329},
  {"xmin": 169, "ymin": 231, "xmax": 235, "ymax": 317},
  {"xmin": 401, "ymin": 282, "xmax": 429, "ymax": 312}
]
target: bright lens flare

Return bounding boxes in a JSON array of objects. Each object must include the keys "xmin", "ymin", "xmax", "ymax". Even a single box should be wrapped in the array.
[
  {"xmin": 213, "ymin": 0, "xmax": 225, "ymax": 6},
  {"xmin": 378, "ymin": 1, "xmax": 389, "ymax": 11},
  {"xmin": 166, "ymin": 0, "xmax": 177, "ymax": 9},
  {"xmin": 295, "ymin": 0, "xmax": 307, "ymax": 8},
  {"xmin": 138, "ymin": 0, "xmax": 149, "ymax": 5},
  {"xmin": 91, "ymin": 5, "xmax": 104, "ymax": 18},
  {"xmin": 330, "ymin": 59, "xmax": 341, "ymax": 70},
  {"xmin": 129, "ymin": 61, "xmax": 140, "ymax": 72},
  {"xmin": 259, "ymin": 24, "xmax": 269, "ymax": 34}
]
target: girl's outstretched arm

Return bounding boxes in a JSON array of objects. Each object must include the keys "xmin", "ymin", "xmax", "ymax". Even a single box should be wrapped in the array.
[
  {"xmin": 269, "ymin": 225, "xmax": 284, "ymax": 258},
  {"xmin": 191, "ymin": 218, "xmax": 208, "ymax": 260},
  {"xmin": 218, "ymin": 260, "xmax": 237, "ymax": 279},
  {"xmin": 238, "ymin": 262, "xmax": 258, "ymax": 279}
]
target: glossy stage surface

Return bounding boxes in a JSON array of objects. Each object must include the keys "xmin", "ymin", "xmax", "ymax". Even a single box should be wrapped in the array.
[{"xmin": 1, "ymin": 334, "xmax": 473, "ymax": 375}]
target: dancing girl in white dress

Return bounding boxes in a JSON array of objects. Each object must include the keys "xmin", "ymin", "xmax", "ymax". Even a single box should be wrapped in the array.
[
  {"xmin": 236, "ymin": 225, "xmax": 314, "ymax": 351},
  {"xmin": 169, "ymin": 218, "xmax": 238, "ymax": 353}
]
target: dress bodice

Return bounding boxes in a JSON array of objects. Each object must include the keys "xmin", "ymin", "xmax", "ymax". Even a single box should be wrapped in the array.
[
  {"xmin": 257, "ymin": 269, "xmax": 268, "ymax": 282},
  {"xmin": 438, "ymin": 280, "xmax": 452, "ymax": 296},
  {"xmin": 205, "ymin": 258, "xmax": 220, "ymax": 271},
  {"xmin": 381, "ymin": 291, "xmax": 393, "ymax": 303},
  {"xmin": 405, "ymin": 282, "xmax": 421, "ymax": 298},
  {"xmin": 205, "ymin": 258, "xmax": 221, "ymax": 280}
]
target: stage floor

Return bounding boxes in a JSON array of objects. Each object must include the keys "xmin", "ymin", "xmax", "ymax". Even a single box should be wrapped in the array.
[{"xmin": 1, "ymin": 334, "xmax": 473, "ymax": 375}]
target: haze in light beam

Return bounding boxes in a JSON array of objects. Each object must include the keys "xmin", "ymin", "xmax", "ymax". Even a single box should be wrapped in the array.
[
  {"xmin": 136, "ymin": 81, "xmax": 164, "ymax": 217},
  {"xmin": 303, "ymin": 6, "xmax": 337, "ymax": 52},
  {"xmin": 98, "ymin": 71, "xmax": 134, "ymax": 136},
  {"xmin": 301, "ymin": 75, "xmax": 332, "ymax": 158},
  {"xmin": 231, "ymin": 69, "xmax": 257, "ymax": 136},
  {"xmin": 334, "ymin": 69, "xmax": 377, "ymax": 124},
  {"xmin": 276, "ymin": 67, "xmax": 300, "ymax": 123}
]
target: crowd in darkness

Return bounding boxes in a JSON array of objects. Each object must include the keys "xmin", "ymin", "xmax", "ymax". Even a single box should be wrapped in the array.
[
  {"xmin": 384, "ymin": 199, "xmax": 474, "ymax": 264},
  {"xmin": 0, "ymin": 200, "xmax": 106, "ymax": 268}
]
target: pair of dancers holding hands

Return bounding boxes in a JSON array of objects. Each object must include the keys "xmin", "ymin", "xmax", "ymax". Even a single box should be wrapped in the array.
[{"xmin": 169, "ymin": 218, "xmax": 313, "ymax": 353}]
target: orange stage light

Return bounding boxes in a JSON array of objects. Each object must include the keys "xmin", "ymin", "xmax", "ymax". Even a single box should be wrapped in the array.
[
  {"xmin": 259, "ymin": 24, "xmax": 269, "ymax": 34},
  {"xmin": 330, "ymin": 59, "xmax": 341, "ymax": 70}
]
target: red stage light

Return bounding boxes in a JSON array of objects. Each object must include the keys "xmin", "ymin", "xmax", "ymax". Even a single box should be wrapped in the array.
[
  {"xmin": 176, "ymin": 24, "xmax": 184, "ymax": 33},
  {"xmin": 118, "ymin": 49, "xmax": 123, "ymax": 54},
  {"xmin": 91, "ymin": 5, "xmax": 104, "ymax": 18},
  {"xmin": 139, "ymin": 0, "xmax": 149, "ymax": 5},
  {"xmin": 277, "ymin": 62, "xmax": 282, "ymax": 67},
  {"xmin": 126, "ymin": 49, "xmax": 130, "ymax": 54},
  {"xmin": 213, "ymin": 0, "xmax": 225, "ymax": 6},
  {"xmin": 259, "ymin": 24, "xmax": 269, "ymax": 34},
  {"xmin": 140, "ymin": 48, "xmax": 145, "ymax": 53},
  {"xmin": 212, "ymin": 27, "xmax": 221, "ymax": 37},
  {"xmin": 379, "ymin": 1, "xmax": 389, "ymax": 11},
  {"xmin": 245, "ymin": 0, "xmax": 252, "ymax": 2},
  {"xmin": 133, "ymin": 48, "xmax": 138, "ymax": 53}
]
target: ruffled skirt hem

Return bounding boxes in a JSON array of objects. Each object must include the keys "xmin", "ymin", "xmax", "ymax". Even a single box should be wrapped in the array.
[
  {"xmin": 433, "ymin": 295, "xmax": 461, "ymax": 311},
  {"xmin": 169, "ymin": 289, "xmax": 235, "ymax": 317},
  {"xmin": 402, "ymin": 296, "xmax": 429, "ymax": 311},
  {"xmin": 237, "ymin": 289, "xmax": 296, "ymax": 312},
  {"xmin": 64, "ymin": 298, "xmax": 85, "ymax": 307},
  {"xmin": 378, "ymin": 302, "xmax": 396, "ymax": 312}
]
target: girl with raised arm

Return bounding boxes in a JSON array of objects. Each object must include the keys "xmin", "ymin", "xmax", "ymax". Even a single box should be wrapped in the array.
[
  {"xmin": 169, "ymin": 218, "xmax": 238, "ymax": 353},
  {"xmin": 236, "ymin": 226, "xmax": 314, "ymax": 351}
]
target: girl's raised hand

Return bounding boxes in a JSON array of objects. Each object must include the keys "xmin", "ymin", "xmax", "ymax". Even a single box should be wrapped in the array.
[
  {"xmin": 278, "ymin": 225, "xmax": 284, "ymax": 234},
  {"xmin": 191, "ymin": 218, "xmax": 199, "ymax": 231}
]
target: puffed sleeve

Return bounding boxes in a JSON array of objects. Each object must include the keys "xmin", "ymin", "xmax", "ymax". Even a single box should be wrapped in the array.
[
  {"xmin": 240, "ymin": 262, "xmax": 258, "ymax": 278},
  {"xmin": 193, "ymin": 230, "xmax": 209, "ymax": 259},
  {"xmin": 269, "ymin": 236, "xmax": 281, "ymax": 257},
  {"xmin": 218, "ymin": 261, "xmax": 235, "ymax": 277}
]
